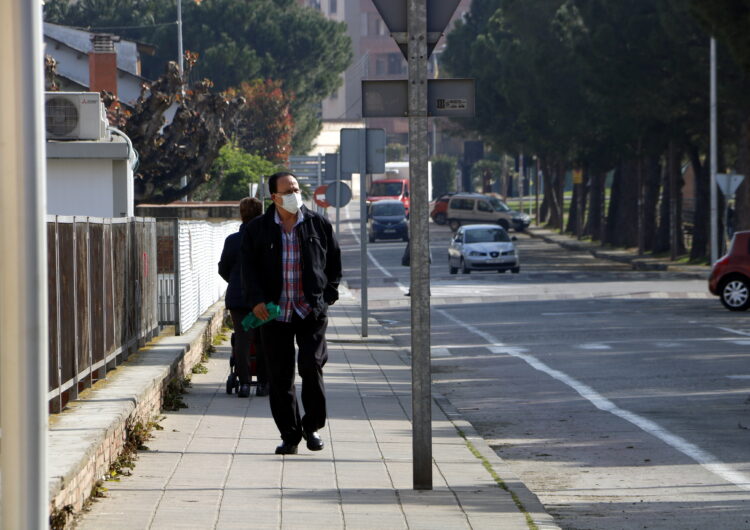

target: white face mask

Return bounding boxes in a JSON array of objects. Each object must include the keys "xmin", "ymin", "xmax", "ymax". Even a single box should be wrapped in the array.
[{"xmin": 279, "ymin": 192, "xmax": 303, "ymax": 214}]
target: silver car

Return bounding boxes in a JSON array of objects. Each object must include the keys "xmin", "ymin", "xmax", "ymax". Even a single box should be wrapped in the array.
[{"xmin": 448, "ymin": 224, "xmax": 520, "ymax": 274}]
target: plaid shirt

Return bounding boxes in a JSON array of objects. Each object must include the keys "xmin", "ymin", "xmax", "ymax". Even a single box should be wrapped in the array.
[{"xmin": 275, "ymin": 209, "xmax": 312, "ymax": 322}]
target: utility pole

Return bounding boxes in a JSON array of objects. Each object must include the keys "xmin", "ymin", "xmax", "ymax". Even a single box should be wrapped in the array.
[
  {"xmin": 0, "ymin": 1, "xmax": 49, "ymax": 528},
  {"xmin": 710, "ymin": 37, "xmax": 718, "ymax": 264},
  {"xmin": 407, "ymin": 0, "xmax": 432, "ymax": 490}
]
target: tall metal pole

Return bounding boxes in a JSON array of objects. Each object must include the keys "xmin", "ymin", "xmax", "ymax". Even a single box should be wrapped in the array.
[
  {"xmin": 0, "ymin": 0, "xmax": 49, "ymax": 528},
  {"xmin": 177, "ymin": 0, "xmax": 184, "ymax": 75},
  {"xmin": 359, "ymin": 131, "xmax": 369, "ymax": 337},
  {"xmin": 408, "ymin": 0, "xmax": 432, "ymax": 490},
  {"xmin": 710, "ymin": 37, "xmax": 718, "ymax": 264}
]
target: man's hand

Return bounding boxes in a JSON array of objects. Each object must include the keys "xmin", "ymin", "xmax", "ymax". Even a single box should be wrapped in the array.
[{"xmin": 253, "ymin": 302, "xmax": 269, "ymax": 321}]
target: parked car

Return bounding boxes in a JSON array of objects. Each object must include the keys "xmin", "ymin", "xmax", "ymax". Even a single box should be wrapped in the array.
[
  {"xmin": 368, "ymin": 199, "xmax": 409, "ymax": 242},
  {"xmin": 430, "ymin": 192, "xmax": 455, "ymax": 225},
  {"xmin": 708, "ymin": 231, "xmax": 750, "ymax": 310},
  {"xmin": 448, "ymin": 224, "xmax": 519, "ymax": 274},
  {"xmin": 445, "ymin": 193, "xmax": 530, "ymax": 232}
]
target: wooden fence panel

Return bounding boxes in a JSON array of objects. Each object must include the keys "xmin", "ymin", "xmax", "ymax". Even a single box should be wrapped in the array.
[
  {"xmin": 89, "ymin": 222, "xmax": 104, "ymax": 369},
  {"xmin": 75, "ymin": 221, "xmax": 91, "ymax": 382},
  {"xmin": 112, "ymin": 221, "xmax": 127, "ymax": 354},
  {"xmin": 57, "ymin": 222, "xmax": 76, "ymax": 386},
  {"xmin": 47, "ymin": 222, "xmax": 58, "ymax": 393},
  {"xmin": 103, "ymin": 221, "xmax": 115, "ymax": 358}
]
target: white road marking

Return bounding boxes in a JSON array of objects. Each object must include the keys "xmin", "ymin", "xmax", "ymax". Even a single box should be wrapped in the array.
[
  {"xmin": 717, "ymin": 326, "xmax": 750, "ymax": 337},
  {"xmin": 726, "ymin": 375, "xmax": 750, "ymax": 380},
  {"xmin": 730, "ymin": 340, "xmax": 750, "ymax": 346},
  {"xmin": 347, "ymin": 219, "xmax": 393, "ymax": 278},
  {"xmin": 436, "ymin": 308, "xmax": 750, "ymax": 492},
  {"xmin": 579, "ymin": 343, "xmax": 611, "ymax": 350},
  {"xmin": 431, "ymin": 347, "xmax": 451, "ymax": 357},
  {"xmin": 542, "ymin": 311, "xmax": 613, "ymax": 316}
]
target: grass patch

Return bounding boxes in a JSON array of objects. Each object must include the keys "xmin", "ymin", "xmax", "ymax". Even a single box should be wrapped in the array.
[{"xmin": 162, "ymin": 377, "xmax": 191, "ymax": 411}]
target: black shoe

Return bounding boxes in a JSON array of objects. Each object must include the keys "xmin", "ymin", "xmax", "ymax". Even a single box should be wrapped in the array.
[
  {"xmin": 238, "ymin": 384, "xmax": 251, "ymax": 398},
  {"xmin": 302, "ymin": 430, "xmax": 324, "ymax": 451},
  {"xmin": 275, "ymin": 441, "xmax": 298, "ymax": 455},
  {"xmin": 256, "ymin": 382, "xmax": 269, "ymax": 397}
]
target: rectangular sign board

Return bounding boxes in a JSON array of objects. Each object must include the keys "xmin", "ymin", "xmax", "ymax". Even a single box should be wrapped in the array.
[
  {"xmin": 362, "ymin": 79, "xmax": 475, "ymax": 118},
  {"xmin": 340, "ymin": 128, "xmax": 386, "ymax": 174}
]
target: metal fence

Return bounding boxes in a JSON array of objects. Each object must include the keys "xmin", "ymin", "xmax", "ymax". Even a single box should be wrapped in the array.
[
  {"xmin": 156, "ymin": 219, "xmax": 238, "ymax": 334},
  {"xmin": 47, "ymin": 216, "xmax": 158, "ymax": 412}
]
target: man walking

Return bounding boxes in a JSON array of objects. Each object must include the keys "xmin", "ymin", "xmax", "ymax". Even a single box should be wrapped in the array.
[{"xmin": 241, "ymin": 172, "xmax": 341, "ymax": 455}]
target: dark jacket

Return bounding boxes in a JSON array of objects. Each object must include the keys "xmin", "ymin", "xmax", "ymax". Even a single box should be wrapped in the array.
[
  {"xmin": 240, "ymin": 204, "xmax": 342, "ymax": 318},
  {"xmin": 218, "ymin": 222, "xmax": 250, "ymax": 310}
]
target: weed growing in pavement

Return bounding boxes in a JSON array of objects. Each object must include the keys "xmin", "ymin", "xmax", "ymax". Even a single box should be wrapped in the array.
[
  {"xmin": 192, "ymin": 362, "xmax": 209, "ymax": 374},
  {"xmin": 49, "ymin": 504, "xmax": 74, "ymax": 530},
  {"xmin": 162, "ymin": 377, "xmax": 191, "ymax": 411}
]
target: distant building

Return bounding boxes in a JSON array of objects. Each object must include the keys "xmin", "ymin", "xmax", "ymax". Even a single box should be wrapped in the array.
[{"xmin": 44, "ymin": 22, "xmax": 154, "ymax": 106}]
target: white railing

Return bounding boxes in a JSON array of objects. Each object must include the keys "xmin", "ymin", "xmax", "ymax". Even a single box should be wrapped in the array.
[{"xmin": 176, "ymin": 220, "xmax": 238, "ymax": 334}]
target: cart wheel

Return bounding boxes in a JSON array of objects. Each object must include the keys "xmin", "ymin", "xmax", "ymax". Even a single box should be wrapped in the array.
[{"xmin": 226, "ymin": 374, "xmax": 236, "ymax": 394}]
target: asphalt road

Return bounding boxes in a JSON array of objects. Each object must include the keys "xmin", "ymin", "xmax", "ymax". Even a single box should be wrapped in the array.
[{"xmin": 335, "ymin": 204, "xmax": 750, "ymax": 530}]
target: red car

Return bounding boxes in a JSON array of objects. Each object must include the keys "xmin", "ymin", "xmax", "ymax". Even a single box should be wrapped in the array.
[
  {"xmin": 430, "ymin": 193, "xmax": 454, "ymax": 225},
  {"xmin": 709, "ymin": 231, "xmax": 750, "ymax": 310}
]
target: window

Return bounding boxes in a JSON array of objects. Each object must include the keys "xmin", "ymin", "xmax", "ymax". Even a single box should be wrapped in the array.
[
  {"xmin": 477, "ymin": 200, "xmax": 492, "ymax": 213},
  {"xmin": 451, "ymin": 198, "xmax": 474, "ymax": 211},
  {"xmin": 465, "ymin": 228, "xmax": 510, "ymax": 244},
  {"xmin": 375, "ymin": 55, "xmax": 386, "ymax": 75},
  {"xmin": 329, "ymin": 0, "xmax": 337, "ymax": 14}
]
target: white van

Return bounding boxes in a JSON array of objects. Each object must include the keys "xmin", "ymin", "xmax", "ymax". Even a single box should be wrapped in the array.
[{"xmin": 446, "ymin": 193, "xmax": 530, "ymax": 232}]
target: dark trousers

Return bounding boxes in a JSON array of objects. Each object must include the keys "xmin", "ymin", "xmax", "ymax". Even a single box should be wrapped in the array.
[
  {"xmin": 261, "ymin": 312, "xmax": 328, "ymax": 444},
  {"xmin": 229, "ymin": 309, "xmax": 267, "ymax": 386}
]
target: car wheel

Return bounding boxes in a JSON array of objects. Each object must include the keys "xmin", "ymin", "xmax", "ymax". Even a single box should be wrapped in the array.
[
  {"xmin": 497, "ymin": 269, "xmax": 506, "ymax": 273},
  {"xmin": 461, "ymin": 258, "xmax": 471, "ymax": 274},
  {"xmin": 402, "ymin": 234, "xmax": 409, "ymax": 242},
  {"xmin": 497, "ymin": 219, "xmax": 510, "ymax": 230},
  {"xmin": 720, "ymin": 277, "xmax": 750, "ymax": 311},
  {"xmin": 511, "ymin": 266, "xmax": 520, "ymax": 274},
  {"xmin": 449, "ymin": 219, "xmax": 461, "ymax": 231},
  {"xmin": 368, "ymin": 233, "xmax": 375, "ymax": 243},
  {"xmin": 434, "ymin": 212, "xmax": 447, "ymax": 225},
  {"xmin": 449, "ymin": 261, "xmax": 458, "ymax": 274}
]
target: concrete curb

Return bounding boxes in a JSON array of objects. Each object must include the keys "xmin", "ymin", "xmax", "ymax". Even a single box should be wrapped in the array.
[
  {"xmin": 48, "ymin": 300, "xmax": 226, "ymax": 525},
  {"xmin": 433, "ymin": 395, "xmax": 560, "ymax": 530}
]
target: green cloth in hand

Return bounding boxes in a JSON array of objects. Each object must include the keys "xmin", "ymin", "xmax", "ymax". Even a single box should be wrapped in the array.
[{"xmin": 241, "ymin": 302, "xmax": 281, "ymax": 331}]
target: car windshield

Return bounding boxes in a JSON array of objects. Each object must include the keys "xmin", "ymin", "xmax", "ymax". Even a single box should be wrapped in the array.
[
  {"xmin": 465, "ymin": 228, "xmax": 511, "ymax": 244},
  {"xmin": 372, "ymin": 203, "xmax": 405, "ymax": 216},
  {"xmin": 370, "ymin": 181, "xmax": 403, "ymax": 196},
  {"xmin": 487, "ymin": 196, "xmax": 510, "ymax": 212}
]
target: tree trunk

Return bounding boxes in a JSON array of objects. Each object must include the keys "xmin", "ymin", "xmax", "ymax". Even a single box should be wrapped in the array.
[
  {"xmin": 543, "ymin": 159, "xmax": 563, "ymax": 229},
  {"xmin": 556, "ymin": 161, "xmax": 566, "ymax": 231},
  {"xmin": 689, "ymin": 144, "xmax": 708, "ymax": 260},
  {"xmin": 605, "ymin": 160, "xmax": 639, "ymax": 247},
  {"xmin": 643, "ymin": 155, "xmax": 661, "ymax": 251},
  {"xmin": 585, "ymin": 171, "xmax": 604, "ymax": 241},
  {"xmin": 654, "ymin": 143, "xmax": 681, "ymax": 255}
]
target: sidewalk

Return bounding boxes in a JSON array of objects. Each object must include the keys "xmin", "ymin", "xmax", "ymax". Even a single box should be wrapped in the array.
[
  {"xmin": 74, "ymin": 296, "xmax": 559, "ymax": 530},
  {"xmin": 527, "ymin": 226, "xmax": 711, "ymax": 278}
]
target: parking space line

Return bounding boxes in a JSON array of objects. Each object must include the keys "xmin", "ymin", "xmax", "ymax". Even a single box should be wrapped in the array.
[{"xmin": 436, "ymin": 307, "xmax": 750, "ymax": 492}]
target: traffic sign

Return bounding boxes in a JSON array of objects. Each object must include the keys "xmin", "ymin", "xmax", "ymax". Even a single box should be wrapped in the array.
[
  {"xmin": 313, "ymin": 185, "xmax": 330, "ymax": 208},
  {"xmin": 362, "ymin": 79, "xmax": 475, "ymax": 118},
  {"xmin": 371, "ymin": 0, "xmax": 461, "ymax": 58},
  {"xmin": 716, "ymin": 173, "xmax": 745, "ymax": 196},
  {"xmin": 340, "ymin": 128, "xmax": 386, "ymax": 174},
  {"xmin": 325, "ymin": 181, "xmax": 352, "ymax": 208}
]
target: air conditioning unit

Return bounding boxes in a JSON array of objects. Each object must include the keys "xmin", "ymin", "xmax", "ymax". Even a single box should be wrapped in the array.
[{"xmin": 45, "ymin": 92, "xmax": 107, "ymax": 140}]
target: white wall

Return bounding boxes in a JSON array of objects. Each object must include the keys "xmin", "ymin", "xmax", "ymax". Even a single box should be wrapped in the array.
[{"xmin": 46, "ymin": 158, "xmax": 133, "ymax": 217}]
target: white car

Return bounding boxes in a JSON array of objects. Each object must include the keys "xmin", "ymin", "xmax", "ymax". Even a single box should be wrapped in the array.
[{"xmin": 448, "ymin": 224, "xmax": 520, "ymax": 274}]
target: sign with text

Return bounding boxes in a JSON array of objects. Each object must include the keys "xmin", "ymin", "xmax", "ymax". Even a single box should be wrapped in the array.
[{"xmin": 362, "ymin": 79, "xmax": 475, "ymax": 118}]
